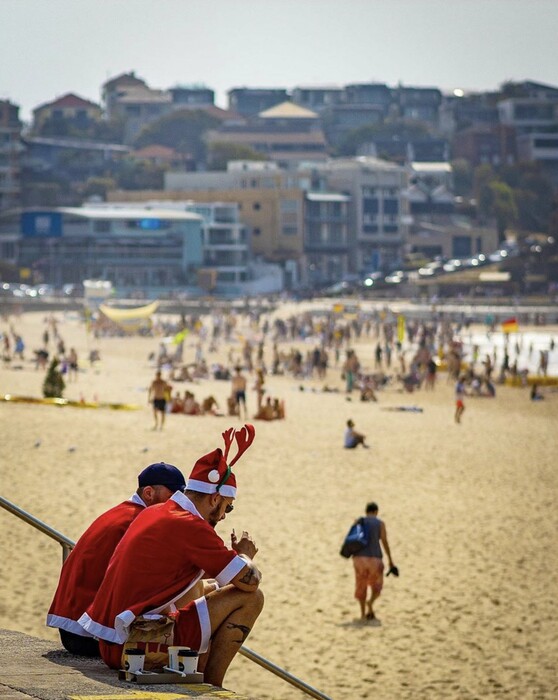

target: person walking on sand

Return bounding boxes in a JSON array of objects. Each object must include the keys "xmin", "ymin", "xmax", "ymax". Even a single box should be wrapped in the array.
[
  {"xmin": 455, "ymin": 375, "xmax": 466, "ymax": 424},
  {"xmin": 67, "ymin": 347, "xmax": 79, "ymax": 382},
  {"xmin": 352, "ymin": 502, "xmax": 396, "ymax": 621},
  {"xmin": 148, "ymin": 370, "xmax": 171, "ymax": 430},
  {"xmin": 231, "ymin": 366, "xmax": 248, "ymax": 420},
  {"xmin": 344, "ymin": 419, "xmax": 369, "ymax": 449}
]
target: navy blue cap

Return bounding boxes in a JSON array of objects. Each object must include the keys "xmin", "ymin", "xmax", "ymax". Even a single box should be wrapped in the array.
[{"xmin": 138, "ymin": 462, "xmax": 186, "ymax": 492}]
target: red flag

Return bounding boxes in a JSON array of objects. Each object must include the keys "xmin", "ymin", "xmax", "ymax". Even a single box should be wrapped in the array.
[{"xmin": 502, "ymin": 317, "xmax": 519, "ymax": 333}]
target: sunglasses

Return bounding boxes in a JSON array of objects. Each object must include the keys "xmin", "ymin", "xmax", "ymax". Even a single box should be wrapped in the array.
[{"xmin": 224, "ymin": 501, "xmax": 234, "ymax": 514}]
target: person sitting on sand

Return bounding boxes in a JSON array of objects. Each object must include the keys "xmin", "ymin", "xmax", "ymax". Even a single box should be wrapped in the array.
[
  {"xmin": 254, "ymin": 396, "xmax": 275, "ymax": 421},
  {"xmin": 360, "ymin": 375, "xmax": 377, "ymax": 402},
  {"xmin": 183, "ymin": 390, "xmax": 201, "ymax": 415},
  {"xmin": 531, "ymin": 383, "xmax": 544, "ymax": 401},
  {"xmin": 47, "ymin": 463, "xmax": 185, "ymax": 657},
  {"xmin": 170, "ymin": 391, "xmax": 185, "ymax": 414},
  {"xmin": 171, "ymin": 365, "xmax": 194, "ymax": 382},
  {"xmin": 202, "ymin": 395, "xmax": 222, "ymax": 415},
  {"xmin": 272, "ymin": 397, "xmax": 285, "ymax": 419},
  {"xmin": 344, "ymin": 419, "xmax": 369, "ymax": 449}
]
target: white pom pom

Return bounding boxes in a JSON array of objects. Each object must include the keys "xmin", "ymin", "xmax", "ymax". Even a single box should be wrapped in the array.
[{"xmin": 208, "ymin": 469, "xmax": 220, "ymax": 483}]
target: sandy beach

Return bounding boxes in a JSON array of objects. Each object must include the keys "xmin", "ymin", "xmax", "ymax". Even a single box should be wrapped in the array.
[{"xmin": 1, "ymin": 305, "xmax": 557, "ymax": 700}]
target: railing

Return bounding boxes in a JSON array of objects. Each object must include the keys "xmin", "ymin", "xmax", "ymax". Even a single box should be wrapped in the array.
[{"xmin": 0, "ymin": 495, "xmax": 332, "ymax": 700}]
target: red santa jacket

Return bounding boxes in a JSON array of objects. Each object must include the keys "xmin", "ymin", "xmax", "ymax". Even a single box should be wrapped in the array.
[
  {"xmin": 79, "ymin": 492, "xmax": 245, "ymax": 643},
  {"xmin": 46, "ymin": 494, "xmax": 146, "ymax": 637}
]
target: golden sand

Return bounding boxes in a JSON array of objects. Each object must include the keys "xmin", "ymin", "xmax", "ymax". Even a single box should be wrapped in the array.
[{"xmin": 1, "ymin": 308, "xmax": 557, "ymax": 700}]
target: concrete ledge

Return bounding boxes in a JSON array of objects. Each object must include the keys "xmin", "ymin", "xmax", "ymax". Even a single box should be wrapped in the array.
[{"xmin": 0, "ymin": 629, "xmax": 254, "ymax": 700}]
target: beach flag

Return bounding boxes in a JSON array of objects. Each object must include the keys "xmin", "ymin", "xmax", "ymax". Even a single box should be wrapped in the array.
[
  {"xmin": 397, "ymin": 315, "xmax": 406, "ymax": 344},
  {"xmin": 172, "ymin": 328, "xmax": 189, "ymax": 345},
  {"xmin": 502, "ymin": 317, "xmax": 519, "ymax": 333}
]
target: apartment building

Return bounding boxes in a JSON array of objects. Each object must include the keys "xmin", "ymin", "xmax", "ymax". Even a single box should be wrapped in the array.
[
  {"xmin": 0, "ymin": 100, "xmax": 22, "ymax": 213},
  {"xmin": 121, "ymin": 163, "xmax": 305, "ymax": 265},
  {"xmin": 307, "ymin": 157, "xmax": 409, "ymax": 273}
]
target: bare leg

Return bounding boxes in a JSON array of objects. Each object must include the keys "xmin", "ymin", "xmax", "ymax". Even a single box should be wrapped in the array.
[
  {"xmin": 366, "ymin": 589, "xmax": 381, "ymax": 618},
  {"xmin": 358, "ymin": 597, "xmax": 366, "ymax": 619},
  {"xmin": 202, "ymin": 586, "xmax": 264, "ymax": 687}
]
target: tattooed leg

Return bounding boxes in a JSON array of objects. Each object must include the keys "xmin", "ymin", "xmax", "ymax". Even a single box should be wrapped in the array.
[{"xmin": 226, "ymin": 621, "xmax": 251, "ymax": 644}]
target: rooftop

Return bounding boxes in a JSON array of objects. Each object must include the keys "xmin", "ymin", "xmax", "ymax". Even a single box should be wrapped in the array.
[
  {"xmin": 59, "ymin": 206, "xmax": 202, "ymax": 222},
  {"xmin": 33, "ymin": 93, "xmax": 101, "ymax": 113},
  {"xmin": 258, "ymin": 101, "xmax": 319, "ymax": 119}
]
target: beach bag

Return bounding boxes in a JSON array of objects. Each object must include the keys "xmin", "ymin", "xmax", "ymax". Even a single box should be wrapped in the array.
[{"xmin": 340, "ymin": 518, "xmax": 368, "ymax": 558}]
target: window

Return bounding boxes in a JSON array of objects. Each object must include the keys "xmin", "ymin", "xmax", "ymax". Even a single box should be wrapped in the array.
[
  {"xmin": 253, "ymin": 227, "xmax": 261, "ymax": 236},
  {"xmin": 363, "ymin": 198, "xmax": 379, "ymax": 215},
  {"xmin": 383, "ymin": 199, "xmax": 399, "ymax": 215},
  {"xmin": 94, "ymin": 220, "xmax": 111, "ymax": 233},
  {"xmin": 282, "ymin": 226, "xmax": 298, "ymax": 236},
  {"xmin": 253, "ymin": 202, "xmax": 261, "ymax": 211},
  {"xmin": 281, "ymin": 199, "xmax": 298, "ymax": 213}
]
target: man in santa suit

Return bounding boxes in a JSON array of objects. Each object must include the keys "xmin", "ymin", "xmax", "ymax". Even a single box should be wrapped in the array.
[
  {"xmin": 79, "ymin": 425, "xmax": 263, "ymax": 688},
  {"xmin": 47, "ymin": 462, "xmax": 186, "ymax": 657}
]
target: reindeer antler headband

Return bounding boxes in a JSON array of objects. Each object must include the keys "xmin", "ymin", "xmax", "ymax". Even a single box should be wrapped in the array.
[{"xmin": 186, "ymin": 424, "xmax": 255, "ymax": 498}]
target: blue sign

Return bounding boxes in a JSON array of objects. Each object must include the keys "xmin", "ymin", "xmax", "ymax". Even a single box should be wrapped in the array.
[
  {"xmin": 21, "ymin": 212, "xmax": 63, "ymax": 237},
  {"xmin": 140, "ymin": 218, "xmax": 161, "ymax": 230}
]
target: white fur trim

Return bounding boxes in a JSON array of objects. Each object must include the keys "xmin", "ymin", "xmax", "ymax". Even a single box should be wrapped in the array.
[
  {"xmin": 78, "ymin": 612, "xmax": 126, "ymax": 644},
  {"xmin": 215, "ymin": 555, "xmax": 246, "ymax": 587},
  {"xmin": 194, "ymin": 597, "xmax": 211, "ymax": 653},
  {"xmin": 46, "ymin": 613, "xmax": 95, "ymax": 638},
  {"xmin": 186, "ymin": 478, "xmax": 236, "ymax": 498}
]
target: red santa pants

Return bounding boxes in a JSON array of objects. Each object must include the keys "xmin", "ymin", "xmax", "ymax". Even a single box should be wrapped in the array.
[{"xmin": 99, "ymin": 597, "xmax": 211, "ymax": 669}]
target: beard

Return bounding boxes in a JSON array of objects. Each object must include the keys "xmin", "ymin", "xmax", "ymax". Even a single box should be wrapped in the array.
[{"xmin": 207, "ymin": 504, "xmax": 221, "ymax": 528}]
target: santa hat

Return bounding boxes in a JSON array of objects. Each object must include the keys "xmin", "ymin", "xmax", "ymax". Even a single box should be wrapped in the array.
[{"xmin": 186, "ymin": 424, "xmax": 255, "ymax": 498}]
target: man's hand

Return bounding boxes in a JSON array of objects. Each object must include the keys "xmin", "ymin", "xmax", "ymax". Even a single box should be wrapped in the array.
[{"xmin": 231, "ymin": 529, "xmax": 258, "ymax": 559}]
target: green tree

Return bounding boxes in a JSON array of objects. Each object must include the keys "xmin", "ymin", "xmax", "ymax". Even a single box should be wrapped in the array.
[
  {"xmin": 207, "ymin": 142, "xmax": 268, "ymax": 170},
  {"xmin": 451, "ymin": 158, "xmax": 473, "ymax": 197},
  {"xmin": 82, "ymin": 177, "xmax": 117, "ymax": 200},
  {"xmin": 114, "ymin": 159, "xmax": 166, "ymax": 190},
  {"xmin": 473, "ymin": 164, "xmax": 497, "ymax": 221},
  {"xmin": 500, "ymin": 163, "xmax": 554, "ymax": 232},
  {"xmin": 134, "ymin": 109, "xmax": 220, "ymax": 163},
  {"xmin": 43, "ymin": 358, "xmax": 65, "ymax": 398},
  {"xmin": 489, "ymin": 181, "xmax": 518, "ymax": 240}
]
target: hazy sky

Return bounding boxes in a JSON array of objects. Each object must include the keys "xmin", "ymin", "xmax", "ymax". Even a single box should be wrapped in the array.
[{"xmin": 2, "ymin": 0, "xmax": 558, "ymax": 121}]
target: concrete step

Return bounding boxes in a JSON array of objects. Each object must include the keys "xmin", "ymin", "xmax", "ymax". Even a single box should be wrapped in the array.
[{"xmin": 0, "ymin": 629, "xmax": 254, "ymax": 700}]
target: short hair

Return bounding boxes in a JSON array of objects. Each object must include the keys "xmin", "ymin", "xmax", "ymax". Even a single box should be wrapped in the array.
[{"xmin": 366, "ymin": 502, "xmax": 378, "ymax": 513}]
